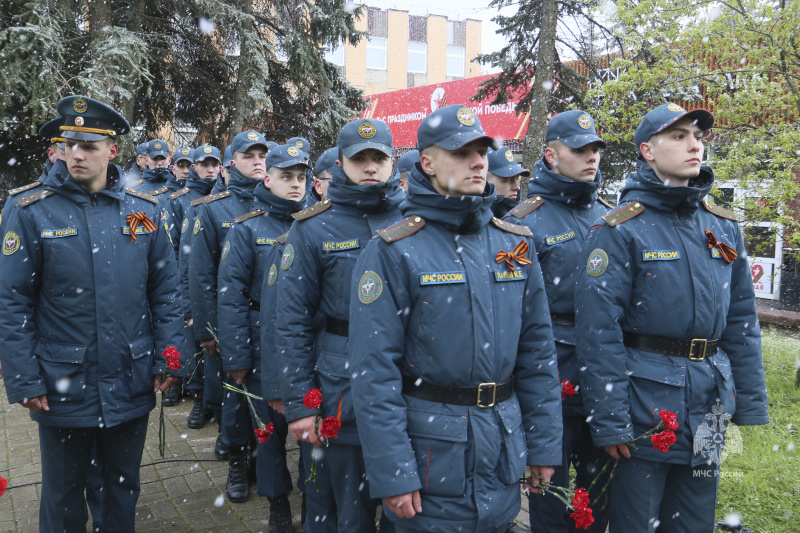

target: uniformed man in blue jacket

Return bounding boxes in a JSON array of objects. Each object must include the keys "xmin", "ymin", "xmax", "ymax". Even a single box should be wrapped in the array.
[
  {"xmin": 190, "ymin": 130, "xmax": 269, "ymax": 501},
  {"xmin": 125, "ymin": 141, "xmax": 148, "ymax": 181},
  {"xmin": 311, "ymin": 147, "xmax": 337, "ymax": 201},
  {"xmin": 0, "ymin": 95, "xmax": 185, "ymax": 533},
  {"xmin": 505, "ymin": 110, "xmax": 611, "ymax": 533},
  {"xmin": 396, "ymin": 149, "xmax": 418, "ymax": 192},
  {"xmin": 348, "ymin": 104, "xmax": 563, "ymax": 533},
  {"xmin": 488, "ymin": 145, "xmax": 527, "ymax": 218},
  {"xmin": 276, "ymin": 118, "xmax": 404, "ymax": 532},
  {"xmin": 575, "ymin": 103, "xmax": 769, "ymax": 532},
  {"xmin": 218, "ymin": 144, "xmax": 309, "ymax": 532}
]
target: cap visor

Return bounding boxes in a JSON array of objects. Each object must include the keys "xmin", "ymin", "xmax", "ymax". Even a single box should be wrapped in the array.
[
  {"xmin": 681, "ymin": 109, "xmax": 714, "ymax": 131},
  {"xmin": 271, "ymin": 160, "xmax": 311, "ymax": 170},
  {"xmin": 148, "ymin": 150, "xmax": 169, "ymax": 159},
  {"xmin": 434, "ymin": 132, "xmax": 500, "ymax": 151},
  {"xmin": 234, "ymin": 141, "xmax": 268, "ymax": 154},
  {"xmin": 194, "ymin": 156, "xmax": 220, "ymax": 164},
  {"xmin": 62, "ymin": 130, "xmax": 110, "ymax": 142},
  {"xmin": 341, "ymin": 142, "xmax": 392, "ymax": 159},
  {"xmin": 492, "ymin": 164, "xmax": 530, "ymax": 178},
  {"xmin": 557, "ymin": 134, "xmax": 607, "ymax": 149}
]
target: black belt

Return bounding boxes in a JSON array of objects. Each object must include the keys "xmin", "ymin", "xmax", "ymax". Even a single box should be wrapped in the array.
[
  {"xmin": 249, "ymin": 300, "xmax": 260, "ymax": 311},
  {"xmin": 402, "ymin": 375, "xmax": 513, "ymax": 408},
  {"xmin": 623, "ymin": 332, "xmax": 719, "ymax": 361},
  {"xmin": 324, "ymin": 317, "xmax": 349, "ymax": 337},
  {"xmin": 551, "ymin": 312, "xmax": 575, "ymax": 327}
]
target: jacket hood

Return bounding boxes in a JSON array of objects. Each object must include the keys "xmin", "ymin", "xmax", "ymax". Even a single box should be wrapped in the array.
[
  {"xmin": 186, "ymin": 168, "xmax": 214, "ymax": 196},
  {"xmin": 619, "ymin": 160, "xmax": 714, "ymax": 215},
  {"xmin": 528, "ymin": 157, "xmax": 600, "ymax": 209},
  {"xmin": 255, "ymin": 181, "xmax": 304, "ymax": 222},
  {"xmin": 326, "ymin": 164, "xmax": 405, "ymax": 213},
  {"xmin": 141, "ymin": 167, "xmax": 172, "ymax": 184},
  {"xmin": 44, "ymin": 161, "xmax": 127, "ymax": 204},
  {"xmin": 402, "ymin": 164, "xmax": 496, "ymax": 234}
]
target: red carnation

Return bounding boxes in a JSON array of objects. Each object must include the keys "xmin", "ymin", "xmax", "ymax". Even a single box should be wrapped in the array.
[
  {"xmin": 572, "ymin": 487, "xmax": 590, "ymax": 511},
  {"xmin": 162, "ymin": 346, "xmax": 181, "ymax": 372},
  {"xmin": 659, "ymin": 410, "xmax": 679, "ymax": 431},
  {"xmin": 570, "ymin": 507, "xmax": 594, "ymax": 529},
  {"xmin": 254, "ymin": 422, "xmax": 275, "ymax": 444},
  {"xmin": 0, "ymin": 476, "xmax": 7, "ymax": 497},
  {"xmin": 561, "ymin": 379, "xmax": 575, "ymax": 399},
  {"xmin": 303, "ymin": 388, "xmax": 323, "ymax": 410},
  {"xmin": 319, "ymin": 416, "xmax": 341, "ymax": 439},
  {"xmin": 651, "ymin": 429, "xmax": 677, "ymax": 453}
]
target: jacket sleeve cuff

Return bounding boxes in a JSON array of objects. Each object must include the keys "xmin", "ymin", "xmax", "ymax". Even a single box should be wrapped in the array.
[
  {"xmin": 284, "ymin": 403, "xmax": 318, "ymax": 423},
  {"xmin": 363, "ymin": 452, "xmax": 422, "ymax": 499},
  {"xmin": 731, "ymin": 414, "xmax": 769, "ymax": 426},
  {"xmin": 6, "ymin": 385, "xmax": 49, "ymax": 405},
  {"xmin": 592, "ymin": 431, "xmax": 635, "ymax": 448}
]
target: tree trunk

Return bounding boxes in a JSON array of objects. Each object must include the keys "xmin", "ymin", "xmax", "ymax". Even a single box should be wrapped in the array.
[
  {"xmin": 520, "ymin": 0, "xmax": 558, "ymax": 199},
  {"xmin": 230, "ymin": 0, "xmax": 253, "ymax": 137}
]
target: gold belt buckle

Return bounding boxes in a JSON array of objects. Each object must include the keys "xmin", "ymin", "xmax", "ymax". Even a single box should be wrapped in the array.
[
  {"xmin": 689, "ymin": 338, "xmax": 708, "ymax": 361},
  {"xmin": 477, "ymin": 382, "xmax": 497, "ymax": 408}
]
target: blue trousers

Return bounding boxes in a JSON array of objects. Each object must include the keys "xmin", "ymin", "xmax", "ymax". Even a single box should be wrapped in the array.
[
  {"xmin": 183, "ymin": 324, "xmax": 204, "ymax": 393},
  {"xmin": 325, "ymin": 441, "xmax": 394, "ymax": 533},
  {"xmin": 609, "ymin": 457, "xmax": 719, "ymax": 533},
  {"xmin": 203, "ymin": 347, "xmax": 223, "ymax": 412},
  {"xmin": 300, "ymin": 441, "xmax": 338, "ymax": 533},
  {"xmin": 220, "ymin": 371, "xmax": 254, "ymax": 447},
  {"xmin": 529, "ymin": 414, "xmax": 610, "ymax": 532},
  {"xmin": 39, "ymin": 415, "xmax": 149, "ymax": 533},
  {"xmin": 85, "ymin": 443, "xmax": 103, "ymax": 531}
]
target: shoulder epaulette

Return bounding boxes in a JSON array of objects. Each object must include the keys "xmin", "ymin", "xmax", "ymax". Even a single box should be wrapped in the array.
[
  {"xmin": 602, "ymin": 201, "xmax": 645, "ymax": 227},
  {"xmin": 378, "ymin": 216, "xmax": 426, "ymax": 243},
  {"xmin": 292, "ymin": 198, "xmax": 331, "ymax": 221},
  {"xmin": 18, "ymin": 189, "xmax": 55, "ymax": 207},
  {"xmin": 598, "ymin": 196, "xmax": 615, "ymax": 209},
  {"xmin": 149, "ymin": 186, "xmax": 169, "ymax": 196},
  {"xmin": 508, "ymin": 196, "xmax": 545, "ymax": 219},
  {"xmin": 9, "ymin": 181, "xmax": 42, "ymax": 196},
  {"xmin": 204, "ymin": 190, "xmax": 231, "ymax": 205},
  {"xmin": 125, "ymin": 188, "xmax": 159, "ymax": 205},
  {"xmin": 703, "ymin": 200, "xmax": 737, "ymax": 221},
  {"xmin": 276, "ymin": 230, "xmax": 290, "ymax": 244},
  {"xmin": 491, "ymin": 217, "xmax": 533, "ymax": 237},
  {"xmin": 190, "ymin": 194, "xmax": 212, "ymax": 207},
  {"xmin": 169, "ymin": 187, "xmax": 190, "ymax": 200},
  {"xmin": 234, "ymin": 209, "xmax": 265, "ymax": 224},
  {"xmin": 127, "ymin": 179, "xmax": 143, "ymax": 188}
]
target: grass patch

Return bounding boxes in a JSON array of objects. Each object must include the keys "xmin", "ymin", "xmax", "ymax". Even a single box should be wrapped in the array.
[{"xmin": 716, "ymin": 327, "xmax": 800, "ymax": 532}]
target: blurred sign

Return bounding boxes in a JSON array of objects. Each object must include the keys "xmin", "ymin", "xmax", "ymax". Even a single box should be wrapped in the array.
[{"xmin": 751, "ymin": 261, "xmax": 774, "ymax": 294}]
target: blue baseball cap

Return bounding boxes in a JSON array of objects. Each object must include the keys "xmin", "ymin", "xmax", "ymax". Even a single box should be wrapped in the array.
[
  {"xmin": 266, "ymin": 144, "xmax": 312, "ymax": 171},
  {"xmin": 338, "ymin": 119, "xmax": 393, "ymax": 158},
  {"xmin": 488, "ymin": 146, "xmax": 530, "ymax": 178},
  {"xmin": 56, "ymin": 95, "xmax": 130, "ymax": 141},
  {"xmin": 266, "ymin": 141, "xmax": 279, "ymax": 152},
  {"xmin": 287, "ymin": 137, "xmax": 311, "ymax": 156},
  {"xmin": 194, "ymin": 145, "xmax": 221, "ymax": 163},
  {"xmin": 315, "ymin": 147, "xmax": 338, "ymax": 175},
  {"xmin": 174, "ymin": 146, "xmax": 194, "ymax": 163},
  {"xmin": 39, "ymin": 117, "xmax": 66, "ymax": 144},
  {"xmin": 417, "ymin": 105, "xmax": 498, "ymax": 152},
  {"xmin": 397, "ymin": 150, "xmax": 420, "ymax": 174},
  {"xmin": 545, "ymin": 111, "xmax": 606, "ymax": 149},
  {"xmin": 634, "ymin": 103, "xmax": 714, "ymax": 155},
  {"xmin": 136, "ymin": 142, "xmax": 148, "ymax": 155},
  {"xmin": 147, "ymin": 139, "xmax": 170, "ymax": 159},
  {"xmin": 231, "ymin": 130, "xmax": 268, "ymax": 154},
  {"xmin": 223, "ymin": 145, "xmax": 232, "ymax": 167}
]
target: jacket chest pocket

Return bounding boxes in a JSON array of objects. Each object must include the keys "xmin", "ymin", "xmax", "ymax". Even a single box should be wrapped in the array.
[
  {"xmin": 406, "ymin": 410, "xmax": 468, "ymax": 497},
  {"xmin": 35, "ymin": 342, "xmax": 87, "ymax": 403},
  {"xmin": 42, "ymin": 230, "xmax": 90, "ymax": 288}
]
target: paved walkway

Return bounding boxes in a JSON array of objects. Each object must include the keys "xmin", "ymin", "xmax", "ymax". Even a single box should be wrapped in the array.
[{"xmin": 0, "ymin": 389, "xmax": 530, "ymax": 532}]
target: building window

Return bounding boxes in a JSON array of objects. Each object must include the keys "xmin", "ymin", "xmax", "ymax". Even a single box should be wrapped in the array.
[
  {"xmin": 446, "ymin": 45, "xmax": 465, "ymax": 77},
  {"xmin": 325, "ymin": 41, "xmax": 345, "ymax": 67},
  {"xmin": 408, "ymin": 41, "xmax": 427, "ymax": 73},
  {"xmin": 367, "ymin": 36, "xmax": 387, "ymax": 70}
]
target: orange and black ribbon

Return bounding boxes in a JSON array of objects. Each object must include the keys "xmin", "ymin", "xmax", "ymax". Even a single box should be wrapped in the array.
[
  {"xmin": 705, "ymin": 230, "xmax": 737, "ymax": 263},
  {"xmin": 126, "ymin": 212, "xmax": 158, "ymax": 242},
  {"xmin": 496, "ymin": 240, "xmax": 533, "ymax": 271}
]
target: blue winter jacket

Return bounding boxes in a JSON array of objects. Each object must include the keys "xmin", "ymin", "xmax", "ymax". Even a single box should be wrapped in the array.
[
  {"xmin": 349, "ymin": 166, "xmax": 562, "ymax": 531},
  {"xmin": 0, "ymin": 163, "xmax": 185, "ymax": 428},
  {"xmin": 505, "ymin": 158, "xmax": 610, "ymax": 416},
  {"xmin": 575, "ymin": 162, "xmax": 769, "ymax": 466},
  {"xmin": 275, "ymin": 164, "xmax": 404, "ymax": 445}
]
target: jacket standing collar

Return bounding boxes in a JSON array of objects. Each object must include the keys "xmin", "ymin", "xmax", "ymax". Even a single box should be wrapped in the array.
[
  {"xmin": 619, "ymin": 160, "xmax": 714, "ymax": 215},
  {"xmin": 528, "ymin": 157, "xmax": 600, "ymax": 209},
  {"xmin": 326, "ymin": 164, "xmax": 404, "ymax": 213}
]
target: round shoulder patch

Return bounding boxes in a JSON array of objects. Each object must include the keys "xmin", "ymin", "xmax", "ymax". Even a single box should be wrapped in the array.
[
  {"xmin": 587, "ymin": 249, "xmax": 609, "ymax": 277},
  {"xmin": 181, "ymin": 218, "xmax": 189, "ymax": 234},
  {"xmin": 358, "ymin": 271, "xmax": 383, "ymax": 304},
  {"xmin": 667, "ymin": 103, "xmax": 684, "ymax": 112},
  {"xmin": 280, "ymin": 244, "xmax": 295, "ymax": 270},
  {"xmin": 221, "ymin": 240, "xmax": 231, "ymax": 260},
  {"xmin": 247, "ymin": 131, "xmax": 258, "ymax": 141},
  {"xmin": 193, "ymin": 218, "xmax": 201, "ymax": 235},
  {"xmin": 267, "ymin": 263, "xmax": 278, "ymax": 286},
  {"xmin": 358, "ymin": 122, "xmax": 376, "ymax": 139},
  {"xmin": 287, "ymin": 146, "xmax": 300, "ymax": 157},
  {"xmin": 457, "ymin": 107, "xmax": 475, "ymax": 126},
  {"xmin": 578, "ymin": 114, "xmax": 592, "ymax": 129},
  {"xmin": 3, "ymin": 231, "xmax": 20, "ymax": 255},
  {"xmin": 73, "ymin": 97, "xmax": 88, "ymax": 114}
]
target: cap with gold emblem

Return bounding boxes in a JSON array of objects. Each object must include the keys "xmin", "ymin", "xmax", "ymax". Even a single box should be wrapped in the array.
[
  {"xmin": 56, "ymin": 95, "xmax": 131, "ymax": 142},
  {"xmin": 416, "ymin": 104, "xmax": 498, "ymax": 152},
  {"xmin": 545, "ymin": 110, "xmax": 606, "ymax": 149},
  {"xmin": 231, "ymin": 130, "xmax": 268, "ymax": 154},
  {"xmin": 265, "ymin": 144, "xmax": 312, "ymax": 171},
  {"xmin": 338, "ymin": 118, "xmax": 393, "ymax": 158},
  {"xmin": 286, "ymin": 136, "xmax": 311, "ymax": 157},
  {"xmin": 147, "ymin": 139, "xmax": 170, "ymax": 159},
  {"xmin": 634, "ymin": 103, "xmax": 713, "ymax": 155}
]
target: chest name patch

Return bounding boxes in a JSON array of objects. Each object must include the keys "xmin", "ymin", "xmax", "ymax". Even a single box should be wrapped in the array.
[
  {"xmin": 122, "ymin": 226, "xmax": 154, "ymax": 235},
  {"xmin": 545, "ymin": 229, "xmax": 576, "ymax": 246},
  {"xmin": 221, "ymin": 221, "xmax": 233, "ymax": 228},
  {"xmin": 41, "ymin": 228, "xmax": 78, "ymax": 238},
  {"xmin": 495, "ymin": 269, "xmax": 528, "ymax": 282},
  {"xmin": 642, "ymin": 250, "xmax": 680, "ymax": 261},
  {"xmin": 322, "ymin": 239, "xmax": 359, "ymax": 252},
  {"xmin": 420, "ymin": 271, "xmax": 466, "ymax": 285},
  {"xmin": 256, "ymin": 238, "xmax": 277, "ymax": 246}
]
